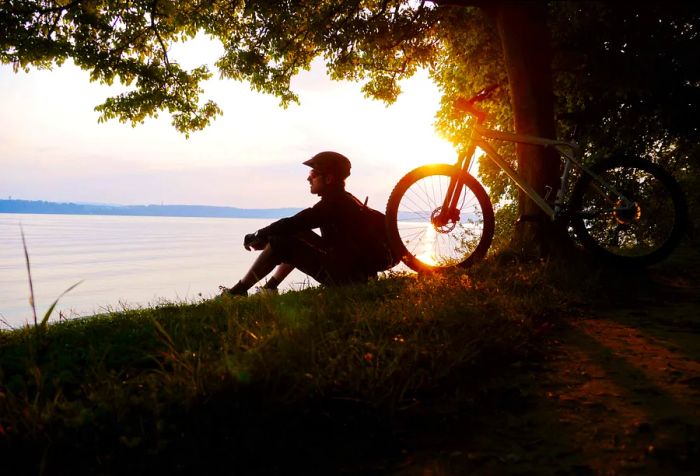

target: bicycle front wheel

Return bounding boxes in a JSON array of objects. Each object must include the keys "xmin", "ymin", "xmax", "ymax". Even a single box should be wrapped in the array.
[
  {"xmin": 570, "ymin": 157, "xmax": 687, "ymax": 266},
  {"xmin": 386, "ymin": 164, "xmax": 494, "ymax": 272}
]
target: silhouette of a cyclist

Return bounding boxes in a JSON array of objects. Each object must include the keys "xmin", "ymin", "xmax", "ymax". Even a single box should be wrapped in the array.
[{"xmin": 221, "ymin": 151, "xmax": 379, "ymax": 296}]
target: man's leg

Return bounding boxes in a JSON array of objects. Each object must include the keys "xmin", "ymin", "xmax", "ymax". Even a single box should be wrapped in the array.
[
  {"xmin": 224, "ymin": 243, "xmax": 280, "ymax": 296},
  {"xmin": 263, "ymin": 263, "xmax": 294, "ymax": 291},
  {"xmin": 224, "ymin": 233, "xmax": 330, "ymax": 296}
]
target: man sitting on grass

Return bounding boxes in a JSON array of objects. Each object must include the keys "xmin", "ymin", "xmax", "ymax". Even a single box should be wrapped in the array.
[{"xmin": 220, "ymin": 151, "xmax": 384, "ymax": 297}]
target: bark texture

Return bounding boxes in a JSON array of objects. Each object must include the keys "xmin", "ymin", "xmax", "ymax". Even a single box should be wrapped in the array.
[{"xmin": 490, "ymin": 2, "xmax": 570, "ymax": 258}]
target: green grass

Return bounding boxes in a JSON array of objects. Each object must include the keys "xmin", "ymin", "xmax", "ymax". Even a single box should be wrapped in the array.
[{"xmin": 0, "ymin": 258, "xmax": 599, "ymax": 475}]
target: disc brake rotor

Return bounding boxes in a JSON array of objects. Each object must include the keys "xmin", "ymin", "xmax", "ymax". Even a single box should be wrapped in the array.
[
  {"xmin": 431, "ymin": 207, "xmax": 460, "ymax": 233},
  {"xmin": 613, "ymin": 199, "xmax": 641, "ymax": 225}
]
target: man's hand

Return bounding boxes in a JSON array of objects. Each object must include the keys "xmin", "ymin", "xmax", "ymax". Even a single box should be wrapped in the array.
[{"xmin": 244, "ymin": 232, "xmax": 266, "ymax": 251}]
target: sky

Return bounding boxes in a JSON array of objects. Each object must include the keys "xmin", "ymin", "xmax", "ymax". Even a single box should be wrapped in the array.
[{"xmin": 0, "ymin": 35, "xmax": 456, "ymax": 210}]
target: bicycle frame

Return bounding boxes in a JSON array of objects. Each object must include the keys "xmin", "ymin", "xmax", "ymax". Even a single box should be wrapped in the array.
[
  {"xmin": 390, "ymin": 87, "xmax": 686, "ymax": 270},
  {"xmin": 438, "ymin": 121, "xmax": 625, "ymax": 225}
]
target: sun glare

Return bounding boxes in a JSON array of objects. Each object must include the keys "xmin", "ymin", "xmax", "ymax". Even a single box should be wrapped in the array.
[
  {"xmin": 415, "ymin": 223, "xmax": 438, "ymax": 266},
  {"xmin": 468, "ymin": 146, "xmax": 486, "ymax": 178}
]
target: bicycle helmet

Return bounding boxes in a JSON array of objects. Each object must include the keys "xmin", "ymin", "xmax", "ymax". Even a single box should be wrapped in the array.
[{"xmin": 303, "ymin": 151, "xmax": 351, "ymax": 179}]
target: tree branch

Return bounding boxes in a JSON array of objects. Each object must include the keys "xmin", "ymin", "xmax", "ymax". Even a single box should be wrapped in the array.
[{"xmin": 150, "ymin": 0, "xmax": 171, "ymax": 67}]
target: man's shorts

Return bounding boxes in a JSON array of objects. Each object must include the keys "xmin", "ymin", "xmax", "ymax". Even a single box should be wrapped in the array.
[{"xmin": 268, "ymin": 233, "xmax": 370, "ymax": 285}]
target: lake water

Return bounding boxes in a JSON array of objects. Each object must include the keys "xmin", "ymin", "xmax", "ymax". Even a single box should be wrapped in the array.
[{"xmin": 0, "ymin": 213, "xmax": 316, "ymax": 329}]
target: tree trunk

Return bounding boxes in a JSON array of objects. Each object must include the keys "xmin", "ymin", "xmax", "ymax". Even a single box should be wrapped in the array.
[{"xmin": 488, "ymin": 2, "xmax": 570, "ymax": 258}]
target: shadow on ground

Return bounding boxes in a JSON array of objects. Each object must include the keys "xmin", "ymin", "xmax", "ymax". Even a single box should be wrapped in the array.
[{"xmin": 386, "ymin": 245, "xmax": 700, "ymax": 475}]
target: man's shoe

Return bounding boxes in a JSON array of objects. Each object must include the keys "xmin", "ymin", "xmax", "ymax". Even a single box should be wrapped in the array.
[
  {"xmin": 218, "ymin": 285, "xmax": 248, "ymax": 297},
  {"xmin": 254, "ymin": 286, "xmax": 279, "ymax": 296}
]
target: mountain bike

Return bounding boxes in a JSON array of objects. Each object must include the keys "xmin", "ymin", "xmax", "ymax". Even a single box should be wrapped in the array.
[{"xmin": 385, "ymin": 85, "xmax": 688, "ymax": 272}]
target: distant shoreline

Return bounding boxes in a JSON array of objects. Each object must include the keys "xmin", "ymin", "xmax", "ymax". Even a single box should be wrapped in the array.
[{"xmin": 0, "ymin": 199, "xmax": 302, "ymax": 219}]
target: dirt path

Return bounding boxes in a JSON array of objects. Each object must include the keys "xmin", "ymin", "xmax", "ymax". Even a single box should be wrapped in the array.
[{"xmin": 392, "ymin": 256, "xmax": 700, "ymax": 475}]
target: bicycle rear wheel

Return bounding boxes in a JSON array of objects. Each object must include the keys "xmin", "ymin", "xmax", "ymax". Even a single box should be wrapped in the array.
[
  {"xmin": 569, "ymin": 157, "xmax": 687, "ymax": 266},
  {"xmin": 386, "ymin": 164, "xmax": 494, "ymax": 272}
]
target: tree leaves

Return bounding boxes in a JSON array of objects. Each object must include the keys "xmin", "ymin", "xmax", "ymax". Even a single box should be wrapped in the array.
[
  {"xmin": 2, "ymin": 0, "xmax": 697, "ymax": 178},
  {"xmin": 1, "ymin": 0, "xmax": 220, "ymax": 133},
  {"xmin": 1, "ymin": 0, "xmax": 445, "ymax": 127}
]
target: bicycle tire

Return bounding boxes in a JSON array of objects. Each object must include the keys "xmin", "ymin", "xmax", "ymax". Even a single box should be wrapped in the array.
[
  {"xmin": 569, "ymin": 157, "xmax": 687, "ymax": 266},
  {"xmin": 385, "ymin": 164, "xmax": 494, "ymax": 272}
]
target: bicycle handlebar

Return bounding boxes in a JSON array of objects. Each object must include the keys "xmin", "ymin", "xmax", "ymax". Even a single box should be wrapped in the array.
[
  {"xmin": 469, "ymin": 84, "xmax": 500, "ymax": 103},
  {"xmin": 453, "ymin": 84, "xmax": 501, "ymax": 123}
]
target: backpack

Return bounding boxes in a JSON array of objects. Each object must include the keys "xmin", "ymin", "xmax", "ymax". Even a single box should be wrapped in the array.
[{"xmin": 358, "ymin": 198, "xmax": 401, "ymax": 273}]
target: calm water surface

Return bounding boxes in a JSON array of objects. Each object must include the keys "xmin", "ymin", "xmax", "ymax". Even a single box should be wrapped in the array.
[{"xmin": 0, "ymin": 213, "xmax": 315, "ymax": 328}]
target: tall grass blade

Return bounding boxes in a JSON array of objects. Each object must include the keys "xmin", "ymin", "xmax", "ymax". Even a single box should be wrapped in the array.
[
  {"xmin": 20, "ymin": 224, "xmax": 83, "ymax": 330},
  {"xmin": 152, "ymin": 318, "xmax": 177, "ymax": 350},
  {"xmin": 20, "ymin": 224, "xmax": 38, "ymax": 327},
  {"xmin": 40, "ymin": 280, "xmax": 83, "ymax": 328}
]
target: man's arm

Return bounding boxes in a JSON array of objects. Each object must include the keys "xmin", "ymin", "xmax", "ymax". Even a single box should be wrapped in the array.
[
  {"xmin": 243, "ymin": 231, "xmax": 267, "ymax": 250},
  {"xmin": 255, "ymin": 201, "xmax": 329, "ymax": 239},
  {"xmin": 240, "ymin": 207, "xmax": 322, "ymax": 252}
]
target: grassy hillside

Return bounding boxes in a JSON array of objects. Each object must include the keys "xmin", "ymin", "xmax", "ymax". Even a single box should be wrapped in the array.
[{"xmin": 1, "ymin": 249, "xmax": 696, "ymax": 475}]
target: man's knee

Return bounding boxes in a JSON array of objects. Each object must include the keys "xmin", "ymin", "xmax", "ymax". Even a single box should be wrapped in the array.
[
  {"xmin": 267, "ymin": 235, "xmax": 291, "ymax": 262},
  {"xmin": 268, "ymin": 234, "xmax": 322, "ymax": 262}
]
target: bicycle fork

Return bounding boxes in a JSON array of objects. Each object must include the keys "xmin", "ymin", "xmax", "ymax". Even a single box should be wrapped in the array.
[{"xmin": 434, "ymin": 146, "xmax": 478, "ymax": 228}]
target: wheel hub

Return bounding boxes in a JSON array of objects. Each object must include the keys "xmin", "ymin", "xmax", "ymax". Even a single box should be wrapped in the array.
[
  {"xmin": 431, "ymin": 207, "xmax": 460, "ymax": 233},
  {"xmin": 613, "ymin": 199, "xmax": 641, "ymax": 224}
]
